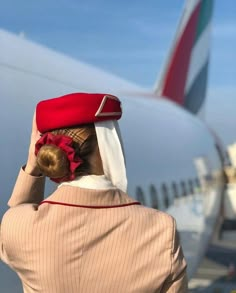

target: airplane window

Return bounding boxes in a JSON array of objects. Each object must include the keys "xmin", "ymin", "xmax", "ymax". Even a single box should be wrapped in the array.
[
  {"xmin": 149, "ymin": 184, "xmax": 159, "ymax": 209},
  {"xmin": 161, "ymin": 183, "xmax": 169, "ymax": 209},
  {"xmin": 171, "ymin": 182, "xmax": 179, "ymax": 199},
  {"xmin": 195, "ymin": 177, "xmax": 200, "ymax": 189},
  {"xmin": 136, "ymin": 186, "xmax": 146, "ymax": 205},
  {"xmin": 180, "ymin": 181, "xmax": 187, "ymax": 196},
  {"xmin": 188, "ymin": 179, "xmax": 194, "ymax": 194}
]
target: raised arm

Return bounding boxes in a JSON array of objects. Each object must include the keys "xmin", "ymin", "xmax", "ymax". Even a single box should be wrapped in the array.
[{"xmin": 8, "ymin": 112, "xmax": 45, "ymax": 207}]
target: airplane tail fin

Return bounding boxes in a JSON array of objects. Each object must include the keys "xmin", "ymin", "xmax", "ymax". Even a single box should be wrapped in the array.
[{"xmin": 154, "ymin": 0, "xmax": 214, "ymax": 114}]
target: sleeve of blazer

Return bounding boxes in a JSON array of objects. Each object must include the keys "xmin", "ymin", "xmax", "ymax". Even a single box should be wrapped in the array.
[
  {"xmin": 8, "ymin": 167, "xmax": 46, "ymax": 207},
  {"xmin": 0, "ymin": 223, "xmax": 10, "ymax": 264},
  {"xmin": 0, "ymin": 168, "xmax": 45, "ymax": 262},
  {"xmin": 162, "ymin": 219, "xmax": 188, "ymax": 292}
]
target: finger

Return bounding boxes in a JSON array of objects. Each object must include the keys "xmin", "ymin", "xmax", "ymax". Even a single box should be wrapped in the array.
[{"xmin": 32, "ymin": 110, "xmax": 37, "ymax": 133}]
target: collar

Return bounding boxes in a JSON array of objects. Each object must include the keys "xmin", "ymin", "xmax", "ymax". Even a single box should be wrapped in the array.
[
  {"xmin": 58, "ymin": 175, "xmax": 117, "ymax": 190},
  {"xmin": 40, "ymin": 185, "xmax": 140, "ymax": 209}
]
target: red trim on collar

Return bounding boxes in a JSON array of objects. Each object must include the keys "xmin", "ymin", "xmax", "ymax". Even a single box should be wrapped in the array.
[{"xmin": 39, "ymin": 200, "xmax": 141, "ymax": 209}]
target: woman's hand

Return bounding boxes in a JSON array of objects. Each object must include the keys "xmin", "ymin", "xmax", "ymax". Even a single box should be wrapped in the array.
[{"xmin": 25, "ymin": 111, "xmax": 42, "ymax": 176}]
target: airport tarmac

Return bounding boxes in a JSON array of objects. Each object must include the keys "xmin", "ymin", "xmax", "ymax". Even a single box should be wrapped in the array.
[{"xmin": 189, "ymin": 220, "xmax": 236, "ymax": 293}]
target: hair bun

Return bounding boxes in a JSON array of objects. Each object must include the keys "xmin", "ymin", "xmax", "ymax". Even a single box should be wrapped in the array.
[{"xmin": 36, "ymin": 145, "xmax": 69, "ymax": 179}]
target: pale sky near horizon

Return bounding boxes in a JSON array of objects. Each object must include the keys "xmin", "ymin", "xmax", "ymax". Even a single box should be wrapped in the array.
[{"xmin": 0, "ymin": 0, "xmax": 235, "ymax": 145}]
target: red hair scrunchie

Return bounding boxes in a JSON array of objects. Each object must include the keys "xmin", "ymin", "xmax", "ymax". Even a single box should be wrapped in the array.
[{"xmin": 35, "ymin": 133, "xmax": 83, "ymax": 183}]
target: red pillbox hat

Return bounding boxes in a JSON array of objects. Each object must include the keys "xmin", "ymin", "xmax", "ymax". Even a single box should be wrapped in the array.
[{"xmin": 36, "ymin": 92, "xmax": 122, "ymax": 133}]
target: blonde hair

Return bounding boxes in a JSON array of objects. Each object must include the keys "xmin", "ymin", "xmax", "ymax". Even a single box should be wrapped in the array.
[{"xmin": 36, "ymin": 124, "xmax": 98, "ymax": 180}]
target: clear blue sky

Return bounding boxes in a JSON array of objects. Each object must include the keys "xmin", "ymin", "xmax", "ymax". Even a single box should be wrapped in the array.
[{"xmin": 0, "ymin": 0, "xmax": 235, "ymax": 145}]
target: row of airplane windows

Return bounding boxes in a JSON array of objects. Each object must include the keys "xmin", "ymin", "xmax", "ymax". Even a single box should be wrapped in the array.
[{"xmin": 135, "ymin": 178, "xmax": 200, "ymax": 210}]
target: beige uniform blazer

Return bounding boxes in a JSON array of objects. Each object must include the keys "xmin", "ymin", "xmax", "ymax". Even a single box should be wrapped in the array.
[{"xmin": 1, "ymin": 169, "xmax": 188, "ymax": 292}]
